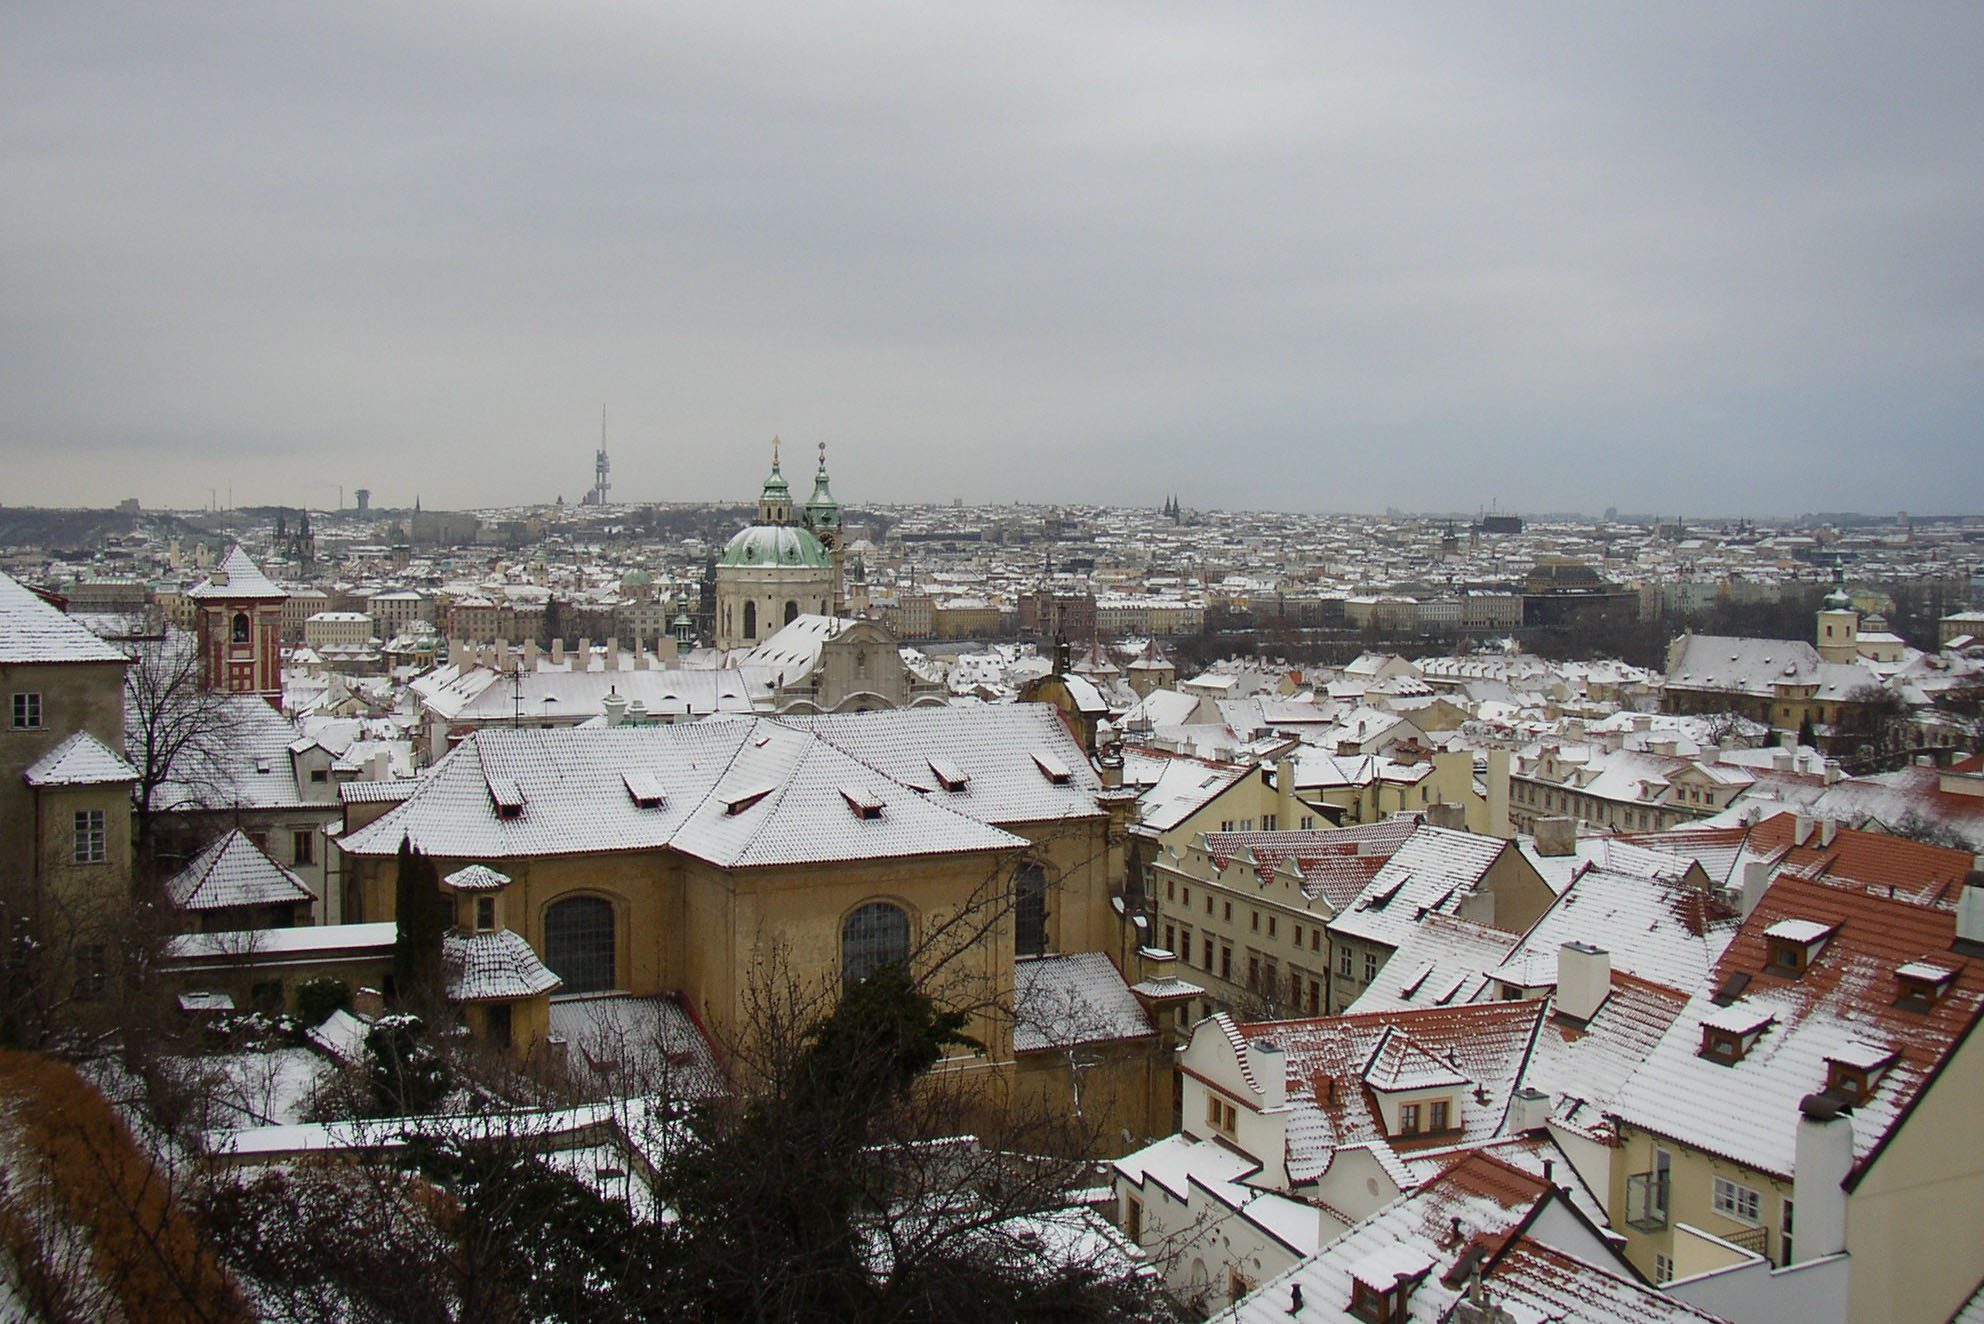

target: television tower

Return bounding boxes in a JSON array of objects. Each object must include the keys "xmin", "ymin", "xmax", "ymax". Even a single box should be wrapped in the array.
[{"xmin": 589, "ymin": 404, "xmax": 612, "ymax": 506}]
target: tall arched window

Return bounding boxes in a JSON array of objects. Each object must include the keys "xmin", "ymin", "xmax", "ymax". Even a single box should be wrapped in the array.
[
  {"xmin": 231, "ymin": 612, "xmax": 250, "ymax": 644},
  {"xmin": 1015, "ymin": 864, "xmax": 1048, "ymax": 956},
  {"xmin": 544, "ymin": 896, "xmax": 616, "ymax": 993},
  {"xmin": 842, "ymin": 901, "xmax": 909, "ymax": 986},
  {"xmin": 743, "ymin": 600, "xmax": 757, "ymax": 639},
  {"xmin": 784, "ymin": 600, "xmax": 799, "ymax": 625}
]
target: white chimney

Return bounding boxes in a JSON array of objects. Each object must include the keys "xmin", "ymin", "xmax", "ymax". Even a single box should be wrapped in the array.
[
  {"xmin": 1555, "ymin": 943, "xmax": 1610, "ymax": 1022},
  {"xmin": 1742, "ymin": 859, "xmax": 1774, "ymax": 919},
  {"xmin": 1773, "ymin": 748, "xmax": 1794, "ymax": 772},
  {"xmin": 1250, "ymin": 1039, "xmax": 1287, "ymax": 1109},
  {"xmin": 607, "ymin": 636, "xmax": 620, "ymax": 669},
  {"xmin": 1791, "ymin": 1094, "xmax": 1854, "ymax": 1262},
  {"xmin": 1507, "ymin": 1086, "xmax": 1550, "ymax": 1135},
  {"xmin": 1957, "ymin": 872, "xmax": 1984, "ymax": 946},
  {"xmin": 1823, "ymin": 759, "xmax": 1843, "ymax": 786},
  {"xmin": 523, "ymin": 639, "xmax": 539, "ymax": 671},
  {"xmin": 1794, "ymin": 812, "xmax": 1814, "ymax": 846},
  {"xmin": 1819, "ymin": 818, "xmax": 1839, "ymax": 847},
  {"xmin": 602, "ymin": 690, "xmax": 628, "ymax": 728},
  {"xmin": 551, "ymin": 638, "xmax": 565, "ymax": 665}
]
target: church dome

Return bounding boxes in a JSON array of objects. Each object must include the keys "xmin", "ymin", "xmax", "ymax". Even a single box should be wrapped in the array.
[{"xmin": 719, "ymin": 523, "xmax": 831, "ymax": 569}]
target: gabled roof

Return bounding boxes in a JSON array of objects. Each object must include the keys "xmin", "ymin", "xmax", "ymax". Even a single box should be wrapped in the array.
[
  {"xmin": 1201, "ymin": 818, "xmax": 1418, "ymax": 910},
  {"xmin": 0, "ymin": 571, "xmax": 130, "ymax": 664},
  {"xmin": 1235, "ymin": 1001, "xmax": 1547, "ymax": 1184},
  {"xmin": 24, "ymin": 731, "xmax": 138, "ymax": 787},
  {"xmin": 1607, "ymin": 874, "xmax": 1984, "ymax": 1181},
  {"xmin": 165, "ymin": 829, "xmax": 315, "ymax": 911},
  {"xmin": 1348, "ymin": 913, "xmax": 1517, "ymax": 1014}
]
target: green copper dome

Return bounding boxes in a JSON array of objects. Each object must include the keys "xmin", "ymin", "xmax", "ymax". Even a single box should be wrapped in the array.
[{"xmin": 719, "ymin": 524, "xmax": 831, "ymax": 568}]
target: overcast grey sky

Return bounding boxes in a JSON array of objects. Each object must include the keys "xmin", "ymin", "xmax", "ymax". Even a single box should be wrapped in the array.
[{"xmin": 4, "ymin": 3, "xmax": 1981, "ymax": 515}]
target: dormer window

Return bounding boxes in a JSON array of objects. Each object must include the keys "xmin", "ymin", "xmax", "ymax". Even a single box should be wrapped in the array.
[
  {"xmin": 1896, "ymin": 960, "xmax": 1959, "ymax": 1011},
  {"xmin": 1347, "ymin": 1251, "xmax": 1431, "ymax": 1324},
  {"xmin": 1032, "ymin": 752, "xmax": 1072, "ymax": 785},
  {"xmin": 1700, "ymin": 1006, "xmax": 1773, "ymax": 1064},
  {"xmin": 1764, "ymin": 919, "xmax": 1837, "ymax": 977},
  {"xmin": 1825, "ymin": 1041, "xmax": 1897, "ymax": 1101}
]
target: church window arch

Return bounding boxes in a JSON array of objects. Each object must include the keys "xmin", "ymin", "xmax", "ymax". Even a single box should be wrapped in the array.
[
  {"xmin": 743, "ymin": 600, "xmax": 757, "ymax": 639},
  {"xmin": 784, "ymin": 600, "xmax": 799, "ymax": 625},
  {"xmin": 231, "ymin": 612, "xmax": 250, "ymax": 644},
  {"xmin": 544, "ymin": 895, "xmax": 616, "ymax": 993},
  {"xmin": 842, "ymin": 900, "xmax": 910, "ymax": 987}
]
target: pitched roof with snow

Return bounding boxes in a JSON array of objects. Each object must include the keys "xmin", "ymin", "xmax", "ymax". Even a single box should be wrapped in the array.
[
  {"xmin": 1489, "ymin": 865, "xmax": 1738, "ymax": 996},
  {"xmin": 1218, "ymin": 1150, "xmax": 1728, "ymax": 1324},
  {"xmin": 1240, "ymin": 1001, "xmax": 1548, "ymax": 1184},
  {"xmin": 0, "ymin": 571, "xmax": 131, "ymax": 664},
  {"xmin": 1201, "ymin": 817, "xmax": 1419, "ymax": 910},
  {"xmin": 338, "ymin": 716, "xmax": 1029, "ymax": 868},
  {"xmin": 1329, "ymin": 825, "xmax": 1513, "ymax": 950},
  {"xmin": 1346, "ymin": 913, "xmax": 1518, "ymax": 1014},
  {"xmin": 1607, "ymin": 874, "xmax": 1984, "ymax": 1180},
  {"xmin": 1013, "ymin": 952, "xmax": 1155, "ymax": 1052},
  {"xmin": 164, "ymin": 829, "xmax": 316, "ymax": 911},
  {"xmin": 187, "ymin": 546, "xmax": 286, "ymax": 601},
  {"xmin": 24, "ymin": 731, "xmax": 138, "ymax": 787}
]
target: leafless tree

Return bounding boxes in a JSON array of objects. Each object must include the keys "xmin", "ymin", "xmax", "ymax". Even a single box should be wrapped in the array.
[{"xmin": 123, "ymin": 626, "xmax": 240, "ymax": 882}]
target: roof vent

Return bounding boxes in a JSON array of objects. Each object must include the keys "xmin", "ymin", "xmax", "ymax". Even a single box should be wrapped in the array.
[
  {"xmin": 1032, "ymin": 752, "xmax": 1072, "ymax": 785},
  {"xmin": 928, "ymin": 757, "xmax": 970, "ymax": 792},
  {"xmin": 839, "ymin": 786, "xmax": 886, "ymax": 820},
  {"xmin": 487, "ymin": 775, "xmax": 525, "ymax": 817},
  {"xmin": 724, "ymin": 784, "xmax": 775, "ymax": 815},
  {"xmin": 1895, "ymin": 960, "xmax": 1959, "ymax": 1011},
  {"xmin": 622, "ymin": 770, "xmax": 666, "ymax": 809}
]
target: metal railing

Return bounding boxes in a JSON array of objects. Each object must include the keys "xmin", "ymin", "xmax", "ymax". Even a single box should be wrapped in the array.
[{"xmin": 1625, "ymin": 1171, "xmax": 1670, "ymax": 1232}]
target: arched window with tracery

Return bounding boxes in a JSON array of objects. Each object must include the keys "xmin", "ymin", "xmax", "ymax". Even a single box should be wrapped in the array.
[
  {"xmin": 842, "ymin": 901, "xmax": 909, "ymax": 986},
  {"xmin": 544, "ymin": 896, "xmax": 616, "ymax": 993}
]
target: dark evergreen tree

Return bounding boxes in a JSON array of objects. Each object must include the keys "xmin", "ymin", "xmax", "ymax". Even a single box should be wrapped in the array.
[{"xmin": 391, "ymin": 837, "xmax": 446, "ymax": 997}]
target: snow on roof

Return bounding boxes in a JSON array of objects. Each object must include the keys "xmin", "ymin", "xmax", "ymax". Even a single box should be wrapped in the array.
[
  {"xmin": 164, "ymin": 921, "xmax": 397, "ymax": 964},
  {"xmin": 187, "ymin": 546, "xmax": 286, "ymax": 600},
  {"xmin": 1347, "ymin": 913, "xmax": 1516, "ymax": 1014},
  {"xmin": 1330, "ymin": 825, "xmax": 1511, "ymax": 950},
  {"xmin": 1240, "ymin": 1001, "xmax": 1546, "ymax": 1184},
  {"xmin": 783, "ymin": 704, "xmax": 1104, "ymax": 826},
  {"xmin": 23, "ymin": 730, "xmax": 138, "ymax": 786},
  {"xmin": 1764, "ymin": 918, "xmax": 1835, "ymax": 944},
  {"xmin": 1361, "ymin": 1026, "xmax": 1474, "ymax": 1092},
  {"xmin": 165, "ymin": 829, "xmax": 316, "ymax": 911},
  {"xmin": 339, "ymin": 717, "xmax": 1029, "ymax": 868},
  {"xmin": 549, "ymin": 992, "xmax": 726, "ymax": 1100},
  {"xmin": 1491, "ymin": 866, "xmax": 1738, "ymax": 996},
  {"xmin": 1608, "ymin": 874, "xmax": 1984, "ymax": 1180},
  {"xmin": 1133, "ymin": 754, "xmax": 1253, "ymax": 832},
  {"xmin": 0, "ymin": 571, "xmax": 131, "ymax": 664},
  {"xmin": 442, "ymin": 929, "xmax": 562, "ymax": 1001},
  {"xmin": 1013, "ymin": 952, "xmax": 1154, "ymax": 1052},
  {"xmin": 443, "ymin": 863, "xmax": 510, "ymax": 891}
]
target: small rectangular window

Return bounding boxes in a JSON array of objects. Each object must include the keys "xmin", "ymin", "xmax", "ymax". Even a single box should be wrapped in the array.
[
  {"xmin": 1364, "ymin": 951, "xmax": 1379, "ymax": 982},
  {"xmin": 1338, "ymin": 947, "xmax": 1353, "ymax": 976},
  {"xmin": 1267, "ymin": 915, "xmax": 1277, "ymax": 939},
  {"xmin": 12, "ymin": 692, "xmax": 42, "ymax": 729},
  {"xmin": 1429, "ymin": 1099, "xmax": 1449, "ymax": 1131},
  {"xmin": 1166, "ymin": 878, "xmax": 1174, "ymax": 901},
  {"xmin": 72, "ymin": 810, "xmax": 106, "ymax": 864},
  {"xmin": 292, "ymin": 830, "xmax": 315, "ymax": 866},
  {"xmin": 1220, "ymin": 947, "xmax": 1232, "ymax": 980},
  {"xmin": 476, "ymin": 896, "xmax": 497, "ymax": 932},
  {"xmin": 1400, "ymin": 1103, "xmax": 1421, "ymax": 1134}
]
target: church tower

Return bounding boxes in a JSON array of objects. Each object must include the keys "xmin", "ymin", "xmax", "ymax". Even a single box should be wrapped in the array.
[
  {"xmin": 189, "ymin": 545, "xmax": 287, "ymax": 704},
  {"xmin": 802, "ymin": 441, "xmax": 844, "ymax": 614}
]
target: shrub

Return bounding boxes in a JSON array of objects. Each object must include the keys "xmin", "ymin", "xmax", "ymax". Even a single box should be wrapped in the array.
[{"xmin": 296, "ymin": 976, "xmax": 352, "ymax": 1028}]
